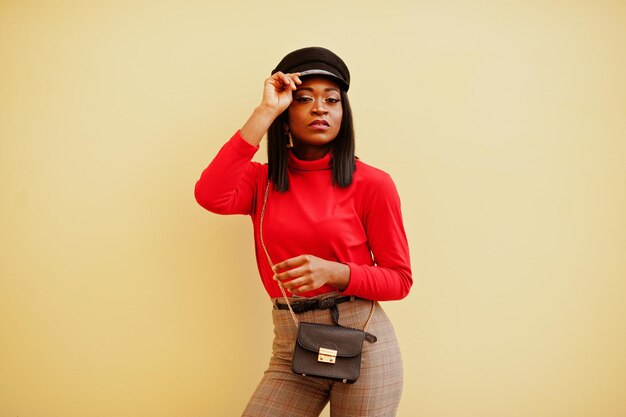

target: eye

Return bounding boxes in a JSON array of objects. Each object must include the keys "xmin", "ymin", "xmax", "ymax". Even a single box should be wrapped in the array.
[
  {"xmin": 326, "ymin": 97, "xmax": 341, "ymax": 103},
  {"xmin": 294, "ymin": 96, "xmax": 313, "ymax": 103}
]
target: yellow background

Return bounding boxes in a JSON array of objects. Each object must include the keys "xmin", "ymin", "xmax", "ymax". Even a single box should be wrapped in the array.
[{"xmin": 1, "ymin": 1, "xmax": 625, "ymax": 416}]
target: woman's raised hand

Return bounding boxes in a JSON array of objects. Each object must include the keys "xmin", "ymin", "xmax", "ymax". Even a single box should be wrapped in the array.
[
  {"xmin": 239, "ymin": 72, "xmax": 301, "ymax": 147},
  {"xmin": 261, "ymin": 72, "xmax": 302, "ymax": 115}
]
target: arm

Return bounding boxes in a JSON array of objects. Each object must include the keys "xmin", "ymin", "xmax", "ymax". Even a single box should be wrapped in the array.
[
  {"xmin": 273, "ymin": 174, "xmax": 412, "ymax": 300},
  {"xmin": 240, "ymin": 71, "xmax": 302, "ymax": 146},
  {"xmin": 194, "ymin": 130, "xmax": 261, "ymax": 215},
  {"xmin": 194, "ymin": 72, "xmax": 302, "ymax": 214},
  {"xmin": 343, "ymin": 174, "xmax": 412, "ymax": 301}
]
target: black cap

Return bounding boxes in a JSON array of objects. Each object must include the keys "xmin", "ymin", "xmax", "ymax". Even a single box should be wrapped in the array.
[{"xmin": 272, "ymin": 47, "xmax": 350, "ymax": 91}]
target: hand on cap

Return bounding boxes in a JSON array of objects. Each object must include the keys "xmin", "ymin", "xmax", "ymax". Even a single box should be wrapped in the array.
[
  {"xmin": 239, "ymin": 72, "xmax": 302, "ymax": 147},
  {"xmin": 261, "ymin": 72, "xmax": 302, "ymax": 116}
]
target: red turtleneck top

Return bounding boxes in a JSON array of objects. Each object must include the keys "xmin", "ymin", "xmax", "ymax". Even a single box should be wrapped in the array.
[{"xmin": 194, "ymin": 130, "xmax": 412, "ymax": 301}]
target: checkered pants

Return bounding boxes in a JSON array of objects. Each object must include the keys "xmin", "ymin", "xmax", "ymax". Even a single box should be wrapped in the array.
[{"xmin": 242, "ymin": 296, "xmax": 403, "ymax": 417}]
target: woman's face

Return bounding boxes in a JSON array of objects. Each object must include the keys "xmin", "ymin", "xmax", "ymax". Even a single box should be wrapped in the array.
[{"xmin": 287, "ymin": 77, "xmax": 343, "ymax": 157}]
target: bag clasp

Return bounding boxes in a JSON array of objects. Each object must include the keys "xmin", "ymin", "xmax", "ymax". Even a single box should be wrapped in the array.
[{"xmin": 318, "ymin": 347, "xmax": 338, "ymax": 364}]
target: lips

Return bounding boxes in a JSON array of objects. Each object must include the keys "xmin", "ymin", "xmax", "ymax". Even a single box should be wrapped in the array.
[{"xmin": 309, "ymin": 119, "xmax": 330, "ymax": 127}]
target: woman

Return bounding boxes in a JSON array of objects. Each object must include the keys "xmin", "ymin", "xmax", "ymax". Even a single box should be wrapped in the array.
[{"xmin": 195, "ymin": 47, "xmax": 412, "ymax": 417}]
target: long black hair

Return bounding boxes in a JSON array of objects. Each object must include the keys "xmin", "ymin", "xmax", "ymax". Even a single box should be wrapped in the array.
[{"xmin": 267, "ymin": 89, "xmax": 355, "ymax": 192}]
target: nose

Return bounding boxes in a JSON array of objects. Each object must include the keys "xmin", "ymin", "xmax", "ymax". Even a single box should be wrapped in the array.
[{"xmin": 311, "ymin": 98, "xmax": 328, "ymax": 115}]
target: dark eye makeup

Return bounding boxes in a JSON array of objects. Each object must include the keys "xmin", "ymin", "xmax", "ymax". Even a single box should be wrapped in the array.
[{"xmin": 294, "ymin": 95, "xmax": 341, "ymax": 103}]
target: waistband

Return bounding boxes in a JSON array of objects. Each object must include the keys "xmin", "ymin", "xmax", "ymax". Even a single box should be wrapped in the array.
[{"xmin": 272, "ymin": 294, "xmax": 358, "ymax": 314}]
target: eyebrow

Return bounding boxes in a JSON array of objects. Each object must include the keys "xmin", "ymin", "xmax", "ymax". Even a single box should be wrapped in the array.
[{"xmin": 296, "ymin": 87, "xmax": 340, "ymax": 93}]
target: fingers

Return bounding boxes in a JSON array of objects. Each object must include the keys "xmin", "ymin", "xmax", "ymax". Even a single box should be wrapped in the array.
[
  {"xmin": 274, "ymin": 265, "xmax": 308, "ymax": 283},
  {"xmin": 270, "ymin": 71, "xmax": 302, "ymax": 92},
  {"xmin": 273, "ymin": 254, "xmax": 309, "ymax": 274},
  {"xmin": 285, "ymin": 282, "xmax": 314, "ymax": 295},
  {"xmin": 277, "ymin": 276, "xmax": 315, "ymax": 295},
  {"xmin": 273, "ymin": 254, "xmax": 320, "ymax": 294},
  {"xmin": 273, "ymin": 255, "xmax": 309, "ymax": 291},
  {"xmin": 262, "ymin": 72, "xmax": 302, "ymax": 113}
]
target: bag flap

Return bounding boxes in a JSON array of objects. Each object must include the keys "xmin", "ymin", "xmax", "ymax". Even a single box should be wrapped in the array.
[{"xmin": 296, "ymin": 322, "xmax": 365, "ymax": 358}]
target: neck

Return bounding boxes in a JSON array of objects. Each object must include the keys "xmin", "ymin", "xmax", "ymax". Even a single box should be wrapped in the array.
[{"xmin": 292, "ymin": 144, "xmax": 331, "ymax": 161}]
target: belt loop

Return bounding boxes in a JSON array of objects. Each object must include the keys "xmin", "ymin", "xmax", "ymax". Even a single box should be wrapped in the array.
[{"xmin": 330, "ymin": 305, "xmax": 340, "ymax": 325}]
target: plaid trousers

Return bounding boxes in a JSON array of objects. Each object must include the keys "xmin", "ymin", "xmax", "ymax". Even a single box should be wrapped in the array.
[{"xmin": 242, "ymin": 296, "xmax": 403, "ymax": 417}]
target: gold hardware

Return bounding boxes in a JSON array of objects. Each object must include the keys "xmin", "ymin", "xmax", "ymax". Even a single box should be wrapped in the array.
[
  {"xmin": 318, "ymin": 347, "xmax": 337, "ymax": 364},
  {"xmin": 284, "ymin": 124, "xmax": 294, "ymax": 148}
]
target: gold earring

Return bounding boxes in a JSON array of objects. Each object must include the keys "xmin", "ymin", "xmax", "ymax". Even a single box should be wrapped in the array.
[
  {"xmin": 284, "ymin": 124, "xmax": 294, "ymax": 148},
  {"xmin": 287, "ymin": 130, "xmax": 294, "ymax": 148}
]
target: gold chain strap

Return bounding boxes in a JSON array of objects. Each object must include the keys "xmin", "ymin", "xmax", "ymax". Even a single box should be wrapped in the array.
[
  {"xmin": 259, "ymin": 181, "xmax": 300, "ymax": 327},
  {"xmin": 259, "ymin": 181, "xmax": 376, "ymax": 331}
]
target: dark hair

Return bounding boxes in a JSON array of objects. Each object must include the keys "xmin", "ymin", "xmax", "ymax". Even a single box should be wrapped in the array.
[{"xmin": 267, "ymin": 89, "xmax": 356, "ymax": 192}]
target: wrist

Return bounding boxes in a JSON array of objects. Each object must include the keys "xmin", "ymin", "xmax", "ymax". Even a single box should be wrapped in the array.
[
  {"xmin": 329, "ymin": 262, "xmax": 350, "ymax": 291},
  {"xmin": 255, "ymin": 104, "xmax": 281, "ymax": 123}
]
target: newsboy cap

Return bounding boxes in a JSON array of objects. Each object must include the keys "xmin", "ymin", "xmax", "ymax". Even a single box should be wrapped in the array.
[{"xmin": 272, "ymin": 47, "xmax": 350, "ymax": 91}]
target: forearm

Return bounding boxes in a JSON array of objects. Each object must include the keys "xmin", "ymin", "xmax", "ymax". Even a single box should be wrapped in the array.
[
  {"xmin": 240, "ymin": 105, "xmax": 279, "ymax": 146},
  {"xmin": 341, "ymin": 173, "xmax": 412, "ymax": 300},
  {"xmin": 342, "ymin": 263, "xmax": 412, "ymax": 301}
]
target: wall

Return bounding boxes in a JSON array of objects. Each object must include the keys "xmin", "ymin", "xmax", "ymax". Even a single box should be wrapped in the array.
[{"xmin": 1, "ymin": 1, "xmax": 625, "ymax": 416}]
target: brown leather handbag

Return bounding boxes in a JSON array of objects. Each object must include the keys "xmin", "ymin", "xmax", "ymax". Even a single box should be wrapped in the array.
[{"xmin": 259, "ymin": 182, "xmax": 377, "ymax": 384}]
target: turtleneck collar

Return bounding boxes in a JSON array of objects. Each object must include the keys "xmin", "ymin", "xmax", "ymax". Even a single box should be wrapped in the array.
[{"xmin": 288, "ymin": 150, "xmax": 332, "ymax": 171}]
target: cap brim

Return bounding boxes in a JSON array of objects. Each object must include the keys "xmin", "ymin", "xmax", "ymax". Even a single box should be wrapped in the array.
[{"xmin": 298, "ymin": 69, "xmax": 349, "ymax": 91}]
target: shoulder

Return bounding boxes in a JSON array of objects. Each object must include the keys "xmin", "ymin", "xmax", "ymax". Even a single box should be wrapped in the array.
[
  {"xmin": 353, "ymin": 159, "xmax": 396, "ymax": 190},
  {"xmin": 350, "ymin": 159, "xmax": 401, "ymax": 212},
  {"xmin": 352, "ymin": 160, "xmax": 404, "ymax": 221}
]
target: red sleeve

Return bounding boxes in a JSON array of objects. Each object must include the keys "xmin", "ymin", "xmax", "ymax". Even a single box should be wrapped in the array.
[
  {"xmin": 342, "ymin": 173, "xmax": 412, "ymax": 301},
  {"xmin": 194, "ymin": 130, "xmax": 263, "ymax": 215}
]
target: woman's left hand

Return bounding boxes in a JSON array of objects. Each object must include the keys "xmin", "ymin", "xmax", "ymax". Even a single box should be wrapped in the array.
[{"xmin": 273, "ymin": 255, "xmax": 350, "ymax": 295}]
